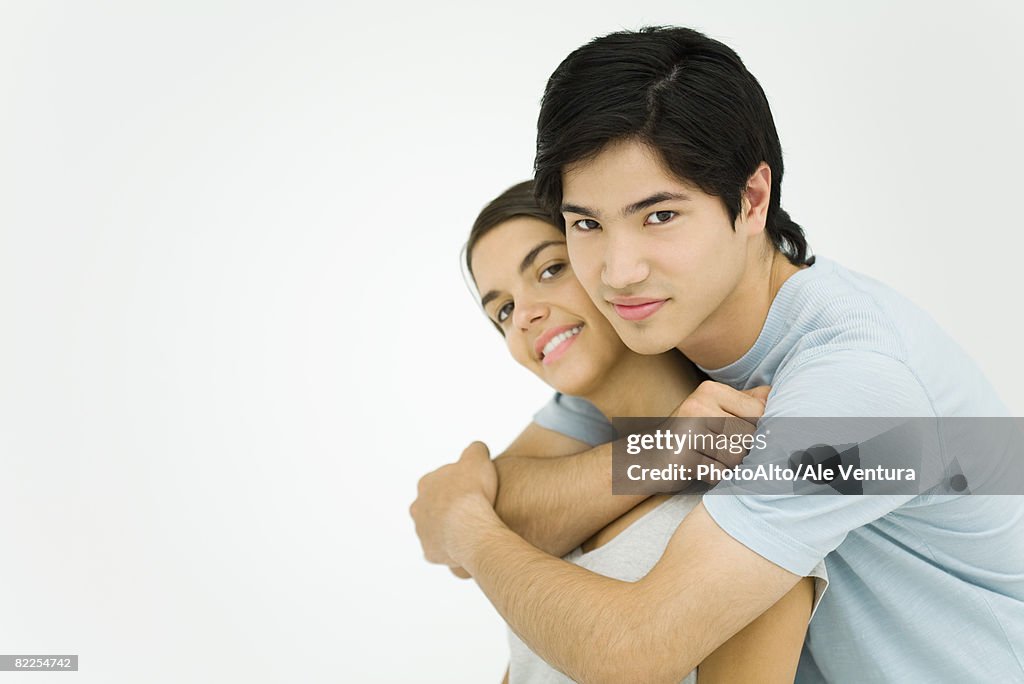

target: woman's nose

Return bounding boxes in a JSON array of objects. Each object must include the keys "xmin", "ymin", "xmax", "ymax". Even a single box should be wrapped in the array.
[{"xmin": 512, "ymin": 297, "xmax": 549, "ymax": 330}]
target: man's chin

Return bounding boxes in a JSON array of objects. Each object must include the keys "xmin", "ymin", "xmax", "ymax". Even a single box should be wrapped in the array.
[{"xmin": 618, "ymin": 330, "xmax": 677, "ymax": 356}]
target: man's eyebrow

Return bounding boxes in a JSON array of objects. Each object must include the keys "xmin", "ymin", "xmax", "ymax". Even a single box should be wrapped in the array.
[
  {"xmin": 622, "ymin": 192, "xmax": 691, "ymax": 217},
  {"xmin": 561, "ymin": 202, "xmax": 597, "ymax": 217},
  {"xmin": 478, "ymin": 240, "xmax": 566, "ymax": 310},
  {"xmin": 561, "ymin": 192, "xmax": 691, "ymax": 219}
]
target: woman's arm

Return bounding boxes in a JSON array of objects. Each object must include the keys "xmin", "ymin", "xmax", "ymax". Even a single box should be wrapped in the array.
[{"xmin": 696, "ymin": 577, "xmax": 814, "ymax": 683}]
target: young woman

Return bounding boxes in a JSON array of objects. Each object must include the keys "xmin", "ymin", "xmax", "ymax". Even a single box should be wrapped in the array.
[{"xmin": 465, "ymin": 181, "xmax": 827, "ymax": 684}]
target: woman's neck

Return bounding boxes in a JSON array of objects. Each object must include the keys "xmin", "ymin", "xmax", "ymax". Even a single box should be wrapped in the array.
[{"xmin": 583, "ymin": 350, "xmax": 702, "ymax": 420}]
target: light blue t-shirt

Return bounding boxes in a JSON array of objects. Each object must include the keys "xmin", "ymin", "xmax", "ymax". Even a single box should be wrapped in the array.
[
  {"xmin": 537, "ymin": 256, "xmax": 1024, "ymax": 682},
  {"xmin": 533, "ymin": 392, "xmax": 613, "ymax": 445}
]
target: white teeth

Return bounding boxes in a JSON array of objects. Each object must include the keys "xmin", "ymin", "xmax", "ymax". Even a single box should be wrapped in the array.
[{"xmin": 542, "ymin": 325, "xmax": 582, "ymax": 359}]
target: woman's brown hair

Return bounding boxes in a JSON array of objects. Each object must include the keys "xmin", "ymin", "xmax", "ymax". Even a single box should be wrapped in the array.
[{"xmin": 465, "ymin": 180, "xmax": 555, "ymax": 279}]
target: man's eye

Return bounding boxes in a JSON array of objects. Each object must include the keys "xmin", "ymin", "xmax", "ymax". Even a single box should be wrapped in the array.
[
  {"xmin": 496, "ymin": 301, "xmax": 514, "ymax": 323},
  {"xmin": 540, "ymin": 263, "xmax": 565, "ymax": 280},
  {"xmin": 571, "ymin": 219, "xmax": 601, "ymax": 232},
  {"xmin": 646, "ymin": 210, "xmax": 676, "ymax": 225}
]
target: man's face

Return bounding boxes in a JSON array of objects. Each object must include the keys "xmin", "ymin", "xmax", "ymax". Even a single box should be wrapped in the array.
[{"xmin": 561, "ymin": 139, "xmax": 754, "ymax": 356}]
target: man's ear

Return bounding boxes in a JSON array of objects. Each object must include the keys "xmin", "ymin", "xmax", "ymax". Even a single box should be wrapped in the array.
[{"xmin": 739, "ymin": 162, "xmax": 771, "ymax": 237}]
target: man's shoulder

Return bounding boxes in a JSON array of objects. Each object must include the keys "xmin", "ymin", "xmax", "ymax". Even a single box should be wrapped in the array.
[
  {"xmin": 777, "ymin": 257, "xmax": 992, "ymax": 413},
  {"xmin": 769, "ymin": 260, "xmax": 917, "ymax": 396},
  {"xmin": 785, "ymin": 257, "xmax": 919, "ymax": 359},
  {"xmin": 774, "ymin": 258, "xmax": 1007, "ymax": 417}
]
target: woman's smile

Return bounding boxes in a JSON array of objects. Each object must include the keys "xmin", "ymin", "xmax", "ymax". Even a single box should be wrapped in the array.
[
  {"xmin": 537, "ymin": 324, "xmax": 584, "ymax": 365},
  {"xmin": 469, "ymin": 214, "xmax": 634, "ymax": 397}
]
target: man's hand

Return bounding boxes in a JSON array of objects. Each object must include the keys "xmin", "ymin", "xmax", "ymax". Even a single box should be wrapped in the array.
[
  {"xmin": 410, "ymin": 441, "xmax": 500, "ymax": 571},
  {"xmin": 660, "ymin": 381, "xmax": 770, "ymax": 480}
]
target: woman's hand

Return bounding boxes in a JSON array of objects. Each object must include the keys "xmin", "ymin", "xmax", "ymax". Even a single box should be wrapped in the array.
[
  {"xmin": 671, "ymin": 381, "xmax": 771, "ymax": 476},
  {"xmin": 410, "ymin": 442, "xmax": 500, "ymax": 571}
]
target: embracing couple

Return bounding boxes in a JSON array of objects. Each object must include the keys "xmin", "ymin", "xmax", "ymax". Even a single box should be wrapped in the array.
[{"xmin": 411, "ymin": 26, "xmax": 1024, "ymax": 683}]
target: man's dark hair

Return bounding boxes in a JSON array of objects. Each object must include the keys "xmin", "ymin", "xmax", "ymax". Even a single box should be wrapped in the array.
[{"xmin": 534, "ymin": 26, "xmax": 811, "ymax": 266}]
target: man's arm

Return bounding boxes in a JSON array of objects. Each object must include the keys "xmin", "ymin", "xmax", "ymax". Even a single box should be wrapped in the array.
[
  {"xmin": 441, "ymin": 352, "xmax": 933, "ymax": 682},
  {"xmin": 493, "ymin": 427, "xmax": 645, "ymax": 557},
  {"xmin": 413, "ymin": 352, "xmax": 934, "ymax": 681},
  {"xmin": 423, "ymin": 426, "xmax": 639, "ymax": 576},
  {"xmin": 451, "ymin": 492, "xmax": 800, "ymax": 684},
  {"xmin": 697, "ymin": 577, "xmax": 814, "ymax": 683}
]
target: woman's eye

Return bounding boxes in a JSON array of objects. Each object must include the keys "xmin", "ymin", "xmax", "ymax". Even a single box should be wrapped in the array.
[
  {"xmin": 496, "ymin": 301, "xmax": 514, "ymax": 323},
  {"xmin": 646, "ymin": 210, "xmax": 676, "ymax": 225},
  {"xmin": 571, "ymin": 219, "xmax": 601, "ymax": 232},
  {"xmin": 540, "ymin": 263, "xmax": 565, "ymax": 280}
]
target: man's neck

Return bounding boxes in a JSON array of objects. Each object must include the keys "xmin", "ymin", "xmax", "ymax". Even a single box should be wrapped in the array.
[{"xmin": 680, "ymin": 249, "xmax": 805, "ymax": 371}]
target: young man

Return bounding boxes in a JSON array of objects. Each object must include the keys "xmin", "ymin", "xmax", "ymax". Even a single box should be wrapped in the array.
[{"xmin": 411, "ymin": 27, "xmax": 1024, "ymax": 682}]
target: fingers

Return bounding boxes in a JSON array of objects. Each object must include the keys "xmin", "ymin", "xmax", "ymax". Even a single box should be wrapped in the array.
[
  {"xmin": 459, "ymin": 441, "xmax": 491, "ymax": 462},
  {"xmin": 667, "ymin": 382, "xmax": 773, "ymax": 471},
  {"xmin": 637, "ymin": 382, "xmax": 773, "ymax": 487},
  {"xmin": 675, "ymin": 381, "xmax": 767, "ymax": 424},
  {"xmin": 409, "ymin": 442, "xmax": 499, "ymax": 571},
  {"xmin": 704, "ymin": 416, "xmax": 757, "ymax": 466},
  {"xmin": 704, "ymin": 415, "xmax": 757, "ymax": 438},
  {"xmin": 743, "ymin": 385, "xmax": 771, "ymax": 403},
  {"xmin": 686, "ymin": 433, "xmax": 750, "ymax": 468},
  {"xmin": 707, "ymin": 383, "xmax": 768, "ymax": 423}
]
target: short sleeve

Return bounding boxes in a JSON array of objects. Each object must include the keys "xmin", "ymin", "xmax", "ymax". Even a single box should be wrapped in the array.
[
  {"xmin": 704, "ymin": 350, "xmax": 936, "ymax": 576},
  {"xmin": 532, "ymin": 393, "xmax": 615, "ymax": 447},
  {"xmin": 807, "ymin": 559, "xmax": 829, "ymax": 622}
]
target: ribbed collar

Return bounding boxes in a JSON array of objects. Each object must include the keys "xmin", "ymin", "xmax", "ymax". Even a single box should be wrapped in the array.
[{"xmin": 697, "ymin": 256, "xmax": 832, "ymax": 387}]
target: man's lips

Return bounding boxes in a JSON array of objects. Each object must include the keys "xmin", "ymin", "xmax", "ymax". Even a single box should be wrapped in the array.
[
  {"xmin": 534, "ymin": 323, "xmax": 583, "ymax": 360},
  {"xmin": 608, "ymin": 297, "xmax": 668, "ymax": 322}
]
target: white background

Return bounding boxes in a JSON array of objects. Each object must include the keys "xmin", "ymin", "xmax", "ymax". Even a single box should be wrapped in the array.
[{"xmin": 1, "ymin": 1, "xmax": 1022, "ymax": 682}]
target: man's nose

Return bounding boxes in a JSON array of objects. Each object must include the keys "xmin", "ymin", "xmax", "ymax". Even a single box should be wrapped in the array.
[{"xmin": 602, "ymin": 234, "xmax": 650, "ymax": 290}]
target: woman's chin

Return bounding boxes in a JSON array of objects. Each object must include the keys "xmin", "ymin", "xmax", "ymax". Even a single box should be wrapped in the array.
[{"xmin": 545, "ymin": 367, "xmax": 602, "ymax": 400}]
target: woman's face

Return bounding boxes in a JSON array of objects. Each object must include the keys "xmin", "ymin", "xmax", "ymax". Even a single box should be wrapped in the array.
[{"xmin": 470, "ymin": 217, "xmax": 632, "ymax": 397}]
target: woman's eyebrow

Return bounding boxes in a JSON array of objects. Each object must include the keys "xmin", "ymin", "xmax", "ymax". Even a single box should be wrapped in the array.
[
  {"xmin": 519, "ymin": 240, "xmax": 566, "ymax": 274},
  {"xmin": 480, "ymin": 290, "xmax": 500, "ymax": 309}
]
